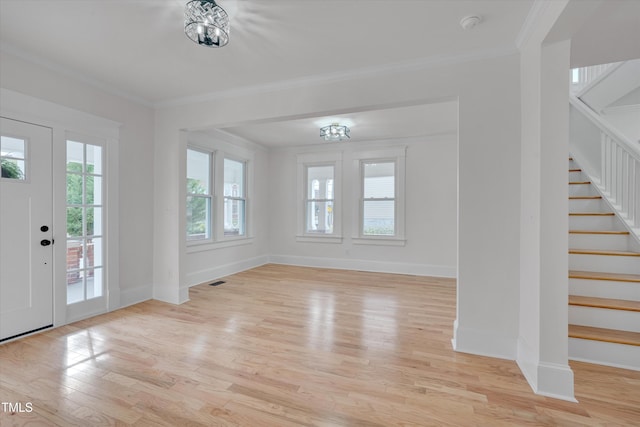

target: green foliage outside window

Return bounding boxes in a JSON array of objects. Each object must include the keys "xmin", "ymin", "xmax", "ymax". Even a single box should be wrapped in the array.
[
  {"xmin": 187, "ymin": 178, "xmax": 208, "ymax": 237},
  {"xmin": 66, "ymin": 162, "xmax": 95, "ymax": 236},
  {"xmin": 1, "ymin": 159, "xmax": 23, "ymax": 179}
]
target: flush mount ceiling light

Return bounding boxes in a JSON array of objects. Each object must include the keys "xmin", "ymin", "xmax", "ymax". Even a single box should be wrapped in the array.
[
  {"xmin": 460, "ymin": 15, "xmax": 481, "ymax": 30},
  {"xmin": 185, "ymin": 0, "xmax": 230, "ymax": 47},
  {"xmin": 320, "ymin": 123, "xmax": 350, "ymax": 142}
]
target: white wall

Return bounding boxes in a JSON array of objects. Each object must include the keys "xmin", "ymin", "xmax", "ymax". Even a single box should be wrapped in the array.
[
  {"xmin": 0, "ymin": 50, "xmax": 156, "ymax": 309},
  {"xmin": 602, "ymin": 106, "xmax": 640, "ymax": 144},
  {"xmin": 268, "ymin": 135, "xmax": 457, "ymax": 277},
  {"xmin": 569, "ymin": 104, "xmax": 602, "ymax": 180}
]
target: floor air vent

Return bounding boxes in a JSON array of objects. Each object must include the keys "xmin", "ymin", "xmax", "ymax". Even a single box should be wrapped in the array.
[{"xmin": 209, "ymin": 280, "xmax": 225, "ymax": 286}]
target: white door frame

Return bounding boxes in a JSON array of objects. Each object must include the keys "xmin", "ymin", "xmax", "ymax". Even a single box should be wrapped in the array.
[{"xmin": 1, "ymin": 88, "xmax": 120, "ymax": 329}]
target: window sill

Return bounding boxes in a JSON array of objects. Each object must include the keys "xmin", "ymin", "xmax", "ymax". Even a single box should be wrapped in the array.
[
  {"xmin": 352, "ymin": 236, "xmax": 406, "ymax": 246},
  {"xmin": 296, "ymin": 235, "xmax": 343, "ymax": 244},
  {"xmin": 186, "ymin": 237, "xmax": 254, "ymax": 253}
]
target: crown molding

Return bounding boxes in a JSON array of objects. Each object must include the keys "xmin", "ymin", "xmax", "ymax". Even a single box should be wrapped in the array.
[
  {"xmin": 154, "ymin": 45, "xmax": 518, "ymax": 109},
  {"xmin": 2, "ymin": 40, "xmax": 518, "ymax": 112},
  {"xmin": 0, "ymin": 42, "xmax": 154, "ymax": 108}
]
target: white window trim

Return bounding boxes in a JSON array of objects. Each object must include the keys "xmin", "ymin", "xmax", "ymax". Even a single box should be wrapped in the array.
[
  {"xmin": 352, "ymin": 146, "xmax": 406, "ymax": 246},
  {"xmin": 296, "ymin": 151, "xmax": 343, "ymax": 243},
  {"xmin": 186, "ymin": 146, "xmax": 214, "ymax": 246},
  {"xmin": 184, "ymin": 138, "xmax": 255, "ymax": 251}
]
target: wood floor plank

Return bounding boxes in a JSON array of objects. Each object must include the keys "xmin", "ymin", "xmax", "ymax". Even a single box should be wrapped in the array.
[{"xmin": 1, "ymin": 264, "xmax": 639, "ymax": 426}]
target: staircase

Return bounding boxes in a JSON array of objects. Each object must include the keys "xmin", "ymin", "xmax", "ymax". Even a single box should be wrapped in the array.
[{"xmin": 568, "ymin": 157, "xmax": 640, "ymax": 370}]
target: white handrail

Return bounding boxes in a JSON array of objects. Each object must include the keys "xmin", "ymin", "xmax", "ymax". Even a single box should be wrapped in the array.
[{"xmin": 570, "ymin": 96, "xmax": 640, "ymax": 236}]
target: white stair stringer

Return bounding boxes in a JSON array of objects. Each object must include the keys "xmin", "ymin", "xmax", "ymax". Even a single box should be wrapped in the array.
[{"xmin": 568, "ymin": 157, "xmax": 640, "ymax": 371}]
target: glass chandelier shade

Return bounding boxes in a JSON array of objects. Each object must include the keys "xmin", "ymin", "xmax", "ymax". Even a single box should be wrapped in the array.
[
  {"xmin": 320, "ymin": 123, "xmax": 350, "ymax": 142},
  {"xmin": 185, "ymin": 0, "xmax": 230, "ymax": 47}
]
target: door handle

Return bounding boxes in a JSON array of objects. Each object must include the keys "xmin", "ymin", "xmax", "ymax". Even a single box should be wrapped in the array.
[{"xmin": 40, "ymin": 239, "xmax": 51, "ymax": 246}]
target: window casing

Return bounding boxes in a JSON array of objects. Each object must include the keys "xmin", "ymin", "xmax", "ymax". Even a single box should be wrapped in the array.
[
  {"xmin": 297, "ymin": 152, "xmax": 342, "ymax": 243},
  {"xmin": 353, "ymin": 147, "xmax": 406, "ymax": 246},
  {"xmin": 186, "ymin": 148, "xmax": 213, "ymax": 243}
]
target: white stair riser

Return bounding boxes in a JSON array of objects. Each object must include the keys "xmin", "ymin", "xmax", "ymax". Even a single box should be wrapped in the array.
[
  {"xmin": 569, "ymin": 306, "xmax": 640, "ymax": 332},
  {"xmin": 569, "ymin": 254, "xmax": 640, "ymax": 275},
  {"xmin": 568, "ymin": 199, "xmax": 608, "ymax": 212},
  {"xmin": 569, "ymin": 234, "xmax": 632, "ymax": 251},
  {"xmin": 569, "ymin": 184, "xmax": 599, "ymax": 197},
  {"xmin": 569, "ymin": 338, "xmax": 640, "ymax": 371},
  {"xmin": 569, "ymin": 216, "xmax": 626, "ymax": 230},
  {"xmin": 568, "ymin": 171, "xmax": 584, "ymax": 181},
  {"xmin": 570, "ymin": 278, "xmax": 640, "ymax": 301}
]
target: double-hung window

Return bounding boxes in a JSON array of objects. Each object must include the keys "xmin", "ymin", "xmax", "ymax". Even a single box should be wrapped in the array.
[
  {"xmin": 186, "ymin": 148, "xmax": 213, "ymax": 242},
  {"xmin": 297, "ymin": 152, "xmax": 342, "ymax": 242},
  {"xmin": 362, "ymin": 161, "xmax": 395, "ymax": 236},
  {"xmin": 353, "ymin": 147, "xmax": 406, "ymax": 245},
  {"xmin": 223, "ymin": 157, "xmax": 246, "ymax": 236},
  {"xmin": 306, "ymin": 165, "xmax": 334, "ymax": 234}
]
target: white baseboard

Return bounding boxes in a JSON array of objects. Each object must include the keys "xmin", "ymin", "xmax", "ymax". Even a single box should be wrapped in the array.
[
  {"xmin": 269, "ymin": 254, "xmax": 456, "ymax": 278},
  {"xmin": 452, "ymin": 319, "xmax": 516, "ymax": 360},
  {"xmin": 119, "ymin": 284, "xmax": 153, "ymax": 309},
  {"xmin": 184, "ymin": 255, "xmax": 271, "ymax": 289},
  {"xmin": 536, "ymin": 362, "xmax": 576, "ymax": 402},
  {"xmin": 153, "ymin": 284, "xmax": 183, "ymax": 305},
  {"xmin": 517, "ymin": 336, "xmax": 577, "ymax": 402},
  {"xmin": 516, "ymin": 336, "xmax": 539, "ymax": 389}
]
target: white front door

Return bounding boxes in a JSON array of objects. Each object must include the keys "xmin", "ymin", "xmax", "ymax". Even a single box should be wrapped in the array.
[{"xmin": 0, "ymin": 117, "xmax": 54, "ymax": 341}]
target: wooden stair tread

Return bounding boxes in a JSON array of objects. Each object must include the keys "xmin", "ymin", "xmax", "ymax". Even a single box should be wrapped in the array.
[
  {"xmin": 569, "ymin": 212, "xmax": 615, "ymax": 216},
  {"xmin": 569, "ymin": 249, "xmax": 640, "ymax": 257},
  {"xmin": 569, "ymin": 324, "xmax": 640, "ymax": 346},
  {"xmin": 569, "ymin": 181, "xmax": 591, "ymax": 185},
  {"xmin": 569, "ymin": 230, "xmax": 629, "ymax": 235},
  {"xmin": 569, "ymin": 270, "xmax": 640, "ymax": 283},
  {"xmin": 569, "ymin": 295, "xmax": 640, "ymax": 312},
  {"xmin": 569, "ymin": 196, "xmax": 602, "ymax": 200}
]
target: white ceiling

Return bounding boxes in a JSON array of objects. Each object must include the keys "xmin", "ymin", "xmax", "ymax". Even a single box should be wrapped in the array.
[
  {"xmin": 1, "ymin": 0, "xmax": 532, "ymax": 148},
  {"xmin": 2, "ymin": 1, "xmax": 638, "ymax": 148},
  {"xmin": 0, "ymin": 0, "xmax": 534, "ymax": 105},
  {"xmin": 219, "ymin": 100, "xmax": 458, "ymax": 148}
]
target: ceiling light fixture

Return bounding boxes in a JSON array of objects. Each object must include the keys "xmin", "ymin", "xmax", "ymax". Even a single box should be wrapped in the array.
[
  {"xmin": 320, "ymin": 123, "xmax": 350, "ymax": 142},
  {"xmin": 185, "ymin": 0, "xmax": 230, "ymax": 47},
  {"xmin": 460, "ymin": 15, "xmax": 481, "ymax": 30}
]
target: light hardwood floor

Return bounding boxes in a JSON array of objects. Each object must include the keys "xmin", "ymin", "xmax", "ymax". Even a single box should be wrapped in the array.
[{"xmin": 1, "ymin": 264, "xmax": 639, "ymax": 426}]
